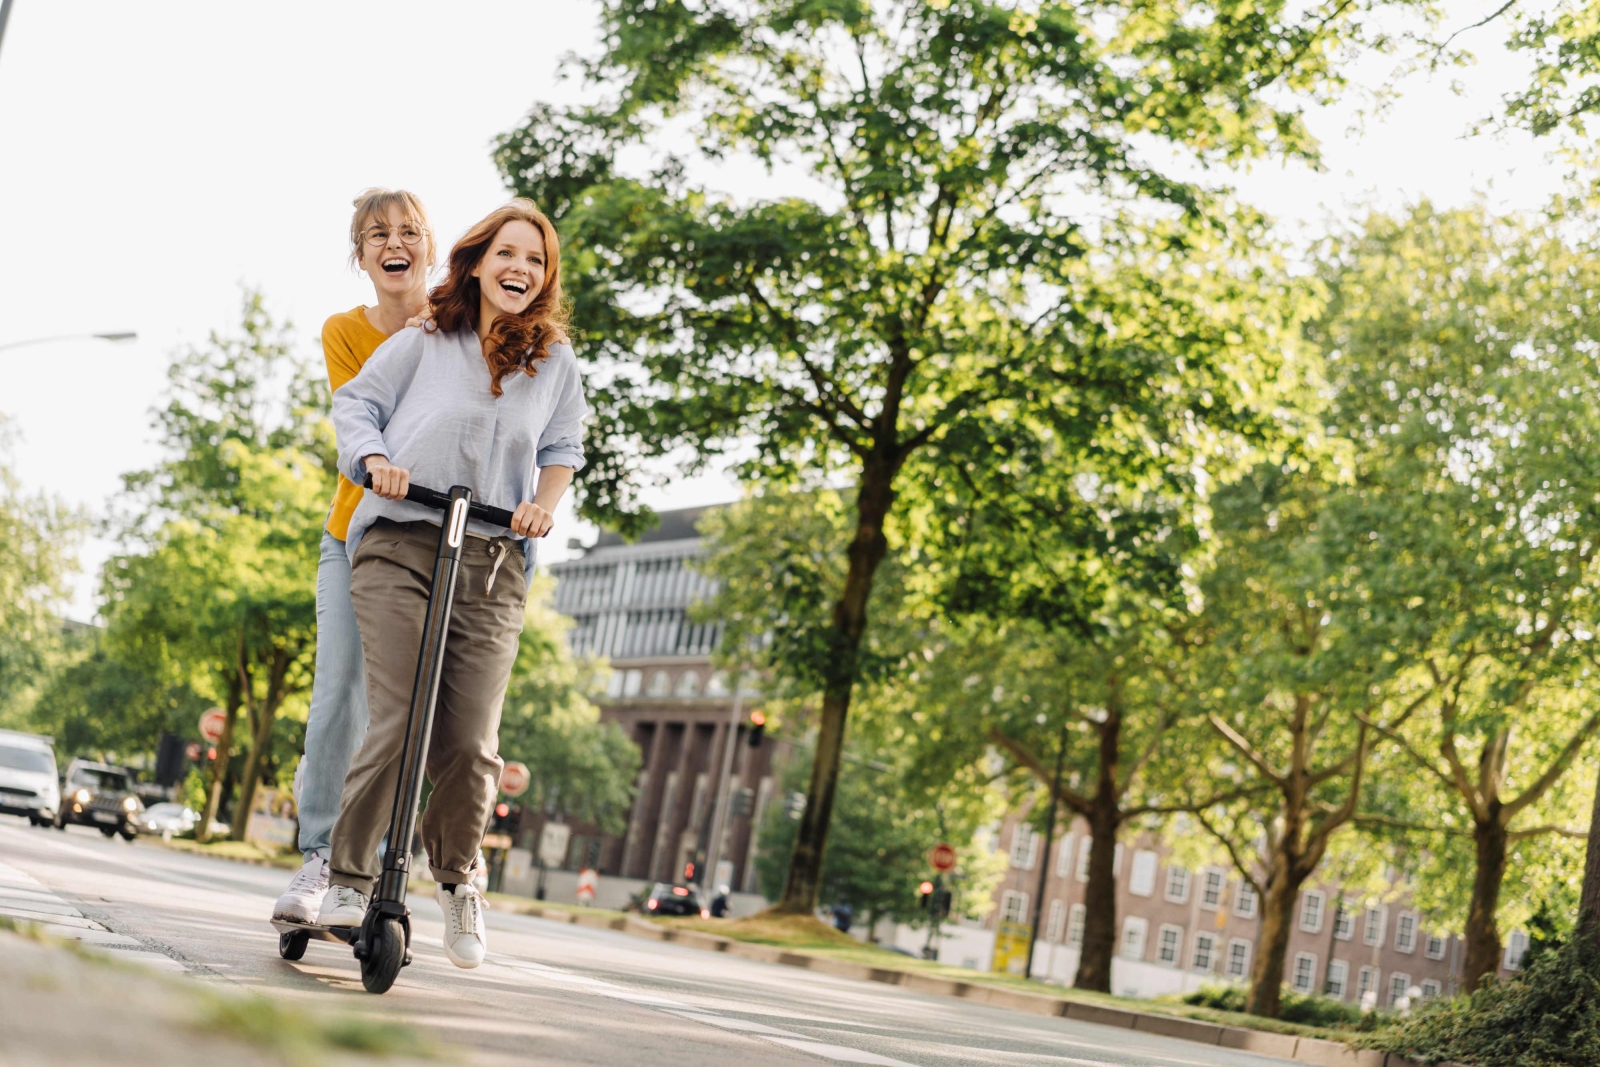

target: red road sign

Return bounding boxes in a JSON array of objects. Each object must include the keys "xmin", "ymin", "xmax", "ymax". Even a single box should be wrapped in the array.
[
  {"xmin": 185, "ymin": 742, "xmax": 201, "ymax": 761},
  {"xmin": 500, "ymin": 761, "xmax": 530, "ymax": 797},
  {"xmin": 929, "ymin": 843, "xmax": 957, "ymax": 872},
  {"xmin": 198, "ymin": 708, "xmax": 227, "ymax": 744}
]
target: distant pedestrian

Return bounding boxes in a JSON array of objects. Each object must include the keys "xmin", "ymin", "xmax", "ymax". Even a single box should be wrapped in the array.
[
  {"xmin": 273, "ymin": 189, "xmax": 437, "ymax": 926},
  {"xmin": 832, "ymin": 901, "xmax": 853, "ymax": 933},
  {"xmin": 711, "ymin": 884, "xmax": 730, "ymax": 918}
]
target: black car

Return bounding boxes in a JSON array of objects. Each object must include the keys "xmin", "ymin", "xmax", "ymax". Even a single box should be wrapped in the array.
[
  {"xmin": 58, "ymin": 760, "xmax": 141, "ymax": 840},
  {"xmin": 644, "ymin": 882, "xmax": 708, "ymax": 918}
]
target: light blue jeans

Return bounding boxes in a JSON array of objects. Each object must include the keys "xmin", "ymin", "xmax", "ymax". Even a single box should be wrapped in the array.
[{"xmin": 295, "ymin": 530, "xmax": 370, "ymax": 860}]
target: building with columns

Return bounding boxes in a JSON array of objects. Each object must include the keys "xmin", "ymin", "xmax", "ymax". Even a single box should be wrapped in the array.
[{"xmin": 547, "ymin": 506, "xmax": 788, "ymax": 895}]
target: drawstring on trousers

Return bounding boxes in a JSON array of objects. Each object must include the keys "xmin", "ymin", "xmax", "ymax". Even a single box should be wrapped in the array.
[{"xmin": 484, "ymin": 540, "xmax": 509, "ymax": 594}]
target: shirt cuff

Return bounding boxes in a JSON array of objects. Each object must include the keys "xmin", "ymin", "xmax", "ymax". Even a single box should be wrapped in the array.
[{"xmin": 536, "ymin": 448, "xmax": 585, "ymax": 472}]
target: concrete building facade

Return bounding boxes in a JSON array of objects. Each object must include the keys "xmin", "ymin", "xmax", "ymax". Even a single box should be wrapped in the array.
[{"xmin": 547, "ymin": 507, "xmax": 789, "ymax": 895}]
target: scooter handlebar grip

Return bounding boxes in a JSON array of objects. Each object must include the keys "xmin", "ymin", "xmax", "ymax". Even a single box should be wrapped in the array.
[{"xmin": 363, "ymin": 474, "xmax": 520, "ymax": 532}]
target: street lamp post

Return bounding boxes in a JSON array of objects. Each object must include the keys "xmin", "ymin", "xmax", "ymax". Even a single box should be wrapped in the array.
[{"xmin": 0, "ymin": 332, "xmax": 137, "ymax": 354}]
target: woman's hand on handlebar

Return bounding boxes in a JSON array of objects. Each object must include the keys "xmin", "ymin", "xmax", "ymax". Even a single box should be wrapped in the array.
[
  {"xmin": 364, "ymin": 455, "xmax": 411, "ymax": 501},
  {"xmin": 510, "ymin": 501, "xmax": 554, "ymax": 539}
]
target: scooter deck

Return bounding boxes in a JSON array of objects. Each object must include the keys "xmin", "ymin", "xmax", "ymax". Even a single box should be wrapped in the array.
[{"xmin": 272, "ymin": 918, "xmax": 358, "ymax": 946}]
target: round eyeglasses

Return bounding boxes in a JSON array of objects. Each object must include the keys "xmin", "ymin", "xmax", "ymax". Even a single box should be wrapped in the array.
[{"xmin": 363, "ymin": 223, "xmax": 428, "ymax": 247}]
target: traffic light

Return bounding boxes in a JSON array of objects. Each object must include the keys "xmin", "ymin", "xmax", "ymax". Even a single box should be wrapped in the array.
[
  {"xmin": 932, "ymin": 888, "xmax": 953, "ymax": 920},
  {"xmin": 490, "ymin": 802, "xmax": 516, "ymax": 834},
  {"xmin": 747, "ymin": 710, "xmax": 766, "ymax": 748}
]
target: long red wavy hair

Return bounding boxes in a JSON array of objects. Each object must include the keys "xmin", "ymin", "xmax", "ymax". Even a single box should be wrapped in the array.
[{"xmin": 428, "ymin": 199, "xmax": 569, "ymax": 397}]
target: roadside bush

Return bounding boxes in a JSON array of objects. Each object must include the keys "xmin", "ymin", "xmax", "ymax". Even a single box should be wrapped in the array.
[
  {"xmin": 1368, "ymin": 932, "xmax": 1600, "ymax": 1066},
  {"xmin": 1181, "ymin": 983, "xmax": 1364, "ymax": 1028}
]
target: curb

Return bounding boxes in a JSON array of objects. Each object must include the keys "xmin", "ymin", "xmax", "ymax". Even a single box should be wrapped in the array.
[{"xmin": 495, "ymin": 901, "xmax": 1458, "ymax": 1067}]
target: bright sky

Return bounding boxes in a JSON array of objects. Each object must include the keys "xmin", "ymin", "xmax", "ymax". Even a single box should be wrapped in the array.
[{"xmin": 0, "ymin": 1, "xmax": 1570, "ymax": 621}]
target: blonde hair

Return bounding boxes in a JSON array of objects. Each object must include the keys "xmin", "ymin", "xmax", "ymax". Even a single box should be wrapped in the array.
[{"xmin": 348, "ymin": 187, "xmax": 437, "ymax": 270}]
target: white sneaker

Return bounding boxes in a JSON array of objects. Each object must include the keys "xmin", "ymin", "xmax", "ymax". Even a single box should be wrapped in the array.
[
  {"xmin": 272, "ymin": 855, "xmax": 329, "ymax": 923},
  {"xmin": 437, "ymin": 883, "xmax": 487, "ymax": 968},
  {"xmin": 317, "ymin": 884, "xmax": 369, "ymax": 927}
]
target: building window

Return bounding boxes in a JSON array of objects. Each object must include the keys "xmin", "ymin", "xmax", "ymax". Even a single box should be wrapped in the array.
[
  {"xmin": 1165, "ymin": 865, "xmax": 1190, "ymax": 904},
  {"xmin": 1425, "ymin": 932, "xmax": 1446, "ymax": 960},
  {"xmin": 1121, "ymin": 917, "xmax": 1148, "ymax": 961},
  {"xmin": 1291, "ymin": 952, "xmax": 1317, "ymax": 994},
  {"xmin": 1045, "ymin": 900, "xmax": 1066, "ymax": 943},
  {"xmin": 1157, "ymin": 924, "xmax": 1183, "ymax": 965},
  {"xmin": 1395, "ymin": 911, "xmax": 1417, "ymax": 954},
  {"xmin": 647, "ymin": 670, "xmax": 672, "ymax": 697},
  {"xmin": 1234, "ymin": 881, "xmax": 1259, "ymax": 919},
  {"xmin": 1000, "ymin": 890, "xmax": 1030, "ymax": 925},
  {"xmin": 1226, "ymin": 938, "xmax": 1251, "ymax": 979},
  {"xmin": 606, "ymin": 669, "xmax": 625, "ymax": 699},
  {"xmin": 1357, "ymin": 965, "xmax": 1379, "ymax": 1001},
  {"xmin": 1333, "ymin": 901, "xmax": 1354, "ymax": 941},
  {"xmin": 1113, "ymin": 843, "xmax": 1125, "ymax": 877},
  {"xmin": 706, "ymin": 671, "xmax": 730, "ymax": 697},
  {"xmin": 1300, "ymin": 890, "xmax": 1325, "ymax": 934},
  {"xmin": 1326, "ymin": 959, "xmax": 1349, "ymax": 999},
  {"xmin": 1363, "ymin": 906, "xmax": 1386, "ymax": 946},
  {"xmin": 1421, "ymin": 979, "xmax": 1441, "ymax": 1000},
  {"xmin": 1129, "ymin": 850, "xmax": 1158, "ymax": 897},
  {"xmin": 623, "ymin": 669, "xmax": 643, "ymax": 697},
  {"xmin": 674, "ymin": 671, "xmax": 701, "ymax": 698},
  {"xmin": 1505, "ymin": 930, "xmax": 1529, "ymax": 971},
  {"xmin": 1076, "ymin": 837, "xmax": 1093, "ymax": 882},
  {"xmin": 1200, "ymin": 869, "xmax": 1225, "ymax": 910},
  {"xmin": 1388, "ymin": 973, "xmax": 1411, "ymax": 1007},
  {"xmin": 1009, "ymin": 826, "xmax": 1040, "ymax": 870},
  {"xmin": 1192, "ymin": 932, "xmax": 1217, "ymax": 972},
  {"xmin": 1055, "ymin": 834, "xmax": 1074, "ymax": 878},
  {"xmin": 1067, "ymin": 903, "xmax": 1086, "ymax": 947}
]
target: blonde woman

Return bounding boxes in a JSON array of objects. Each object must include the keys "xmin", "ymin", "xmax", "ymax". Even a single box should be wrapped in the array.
[{"xmin": 272, "ymin": 189, "xmax": 437, "ymax": 924}]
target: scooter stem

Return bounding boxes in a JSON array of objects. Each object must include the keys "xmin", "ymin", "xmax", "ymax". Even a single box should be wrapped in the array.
[{"xmin": 373, "ymin": 484, "xmax": 473, "ymax": 906}]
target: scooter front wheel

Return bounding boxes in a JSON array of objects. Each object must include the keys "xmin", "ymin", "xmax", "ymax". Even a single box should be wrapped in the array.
[{"xmin": 360, "ymin": 916, "xmax": 405, "ymax": 994}]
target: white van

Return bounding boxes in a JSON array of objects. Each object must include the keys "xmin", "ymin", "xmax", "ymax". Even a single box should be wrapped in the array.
[{"xmin": 0, "ymin": 729, "xmax": 60, "ymax": 826}]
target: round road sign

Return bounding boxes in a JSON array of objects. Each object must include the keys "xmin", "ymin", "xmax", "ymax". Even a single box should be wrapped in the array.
[
  {"xmin": 929, "ymin": 842, "xmax": 957, "ymax": 872},
  {"xmin": 500, "ymin": 761, "xmax": 531, "ymax": 797},
  {"xmin": 198, "ymin": 707, "xmax": 227, "ymax": 744}
]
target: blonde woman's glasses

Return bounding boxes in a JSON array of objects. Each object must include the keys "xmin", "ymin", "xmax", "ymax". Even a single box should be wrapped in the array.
[{"xmin": 363, "ymin": 223, "xmax": 427, "ymax": 247}]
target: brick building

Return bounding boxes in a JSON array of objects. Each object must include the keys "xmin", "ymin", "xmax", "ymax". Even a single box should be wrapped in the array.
[
  {"xmin": 547, "ymin": 507, "xmax": 788, "ymax": 894},
  {"xmin": 984, "ymin": 810, "xmax": 1524, "ymax": 1002}
]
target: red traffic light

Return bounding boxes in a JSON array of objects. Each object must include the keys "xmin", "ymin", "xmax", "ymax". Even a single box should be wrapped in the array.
[
  {"xmin": 918, "ymin": 880, "xmax": 935, "ymax": 896},
  {"xmin": 495, "ymin": 803, "xmax": 510, "ymax": 818},
  {"xmin": 750, "ymin": 710, "xmax": 766, "ymax": 726}
]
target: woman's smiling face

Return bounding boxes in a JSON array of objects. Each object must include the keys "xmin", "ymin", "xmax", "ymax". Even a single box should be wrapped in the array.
[
  {"xmin": 357, "ymin": 205, "xmax": 427, "ymax": 299},
  {"xmin": 471, "ymin": 219, "xmax": 546, "ymax": 323}
]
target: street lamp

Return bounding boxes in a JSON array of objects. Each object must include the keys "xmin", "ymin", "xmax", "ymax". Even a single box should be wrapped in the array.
[{"xmin": 0, "ymin": 332, "xmax": 137, "ymax": 354}]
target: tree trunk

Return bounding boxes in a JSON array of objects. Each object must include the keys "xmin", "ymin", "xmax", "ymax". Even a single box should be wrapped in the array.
[
  {"xmin": 1073, "ymin": 799, "xmax": 1122, "ymax": 992},
  {"xmin": 1579, "ymin": 760, "xmax": 1600, "ymax": 942},
  {"xmin": 1462, "ymin": 812, "xmax": 1509, "ymax": 992},
  {"xmin": 1246, "ymin": 852, "xmax": 1299, "ymax": 1017},
  {"xmin": 229, "ymin": 698, "xmax": 279, "ymax": 843},
  {"xmin": 774, "ymin": 460, "xmax": 895, "ymax": 915}
]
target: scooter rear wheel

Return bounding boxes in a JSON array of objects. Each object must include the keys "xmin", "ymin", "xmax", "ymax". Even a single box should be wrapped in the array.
[
  {"xmin": 360, "ymin": 916, "xmax": 405, "ymax": 994},
  {"xmin": 278, "ymin": 930, "xmax": 309, "ymax": 960}
]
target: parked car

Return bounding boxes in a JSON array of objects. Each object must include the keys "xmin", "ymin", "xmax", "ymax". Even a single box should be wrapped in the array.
[
  {"xmin": 139, "ymin": 802, "xmax": 198, "ymax": 839},
  {"xmin": 644, "ymin": 882, "xmax": 709, "ymax": 919},
  {"xmin": 0, "ymin": 729, "xmax": 60, "ymax": 827},
  {"xmin": 58, "ymin": 760, "xmax": 141, "ymax": 840}
]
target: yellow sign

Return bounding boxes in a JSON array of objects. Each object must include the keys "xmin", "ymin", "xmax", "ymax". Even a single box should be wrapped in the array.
[{"xmin": 992, "ymin": 921, "xmax": 1033, "ymax": 975}]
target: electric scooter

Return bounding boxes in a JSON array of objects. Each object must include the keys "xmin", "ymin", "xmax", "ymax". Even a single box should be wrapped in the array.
[{"xmin": 271, "ymin": 479, "xmax": 517, "ymax": 994}]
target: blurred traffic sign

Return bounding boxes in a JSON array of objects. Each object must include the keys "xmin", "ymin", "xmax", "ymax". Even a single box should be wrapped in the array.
[
  {"xmin": 198, "ymin": 708, "xmax": 227, "ymax": 744},
  {"xmin": 576, "ymin": 867, "xmax": 598, "ymax": 904},
  {"xmin": 929, "ymin": 842, "xmax": 957, "ymax": 872},
  {"xmin": 538, "ymin": 822, "xmax": 571, "ymax": 867},
  {"xmin": 185, "ymin": 742, "xmax": 201, "ymax": 761},
  {"xmin": 500, "ymin": 761, "xmax": 530, "ymax": 797}
]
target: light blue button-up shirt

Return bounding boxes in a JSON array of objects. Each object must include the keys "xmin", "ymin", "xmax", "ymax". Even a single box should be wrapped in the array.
[{"xmin": 332, "ymin": 324, "xmax": 587, "ymax": 588}]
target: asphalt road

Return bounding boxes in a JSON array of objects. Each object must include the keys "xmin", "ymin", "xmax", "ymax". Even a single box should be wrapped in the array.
[{"xmin": 0, "ymin": 818, "xmax": 1298, "ymax": 1067}]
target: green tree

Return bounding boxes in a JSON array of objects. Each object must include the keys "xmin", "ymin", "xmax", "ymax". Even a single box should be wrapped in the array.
[
  {"xmin": 497, "ymin": 0, "xmax": 1408, "ymax": 913},
  {"xmin": 499, "ymin": 576, "xmax": 641, "ymax": 833},
  {"xmin": 0, "ymin": 418, "xmax": 84, "ymax": 726},
  {"xmin": 1311, "ymin": 202, "xmax": 1600, "ymax": 992},
  {"xmin": 104, "ymin": 292, "xmax": 327, "ymax": 841}
]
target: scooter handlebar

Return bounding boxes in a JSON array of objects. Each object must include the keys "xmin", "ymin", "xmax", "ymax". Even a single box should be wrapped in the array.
[{"xmin": 362, "ymin": 474, "xmax": 519, "ymax": 531}]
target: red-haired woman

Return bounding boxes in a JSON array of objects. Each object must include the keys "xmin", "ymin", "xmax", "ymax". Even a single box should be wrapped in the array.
[{"xmin": 318, "ymin": 200, "xmax": 585, "ymax": 969}]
